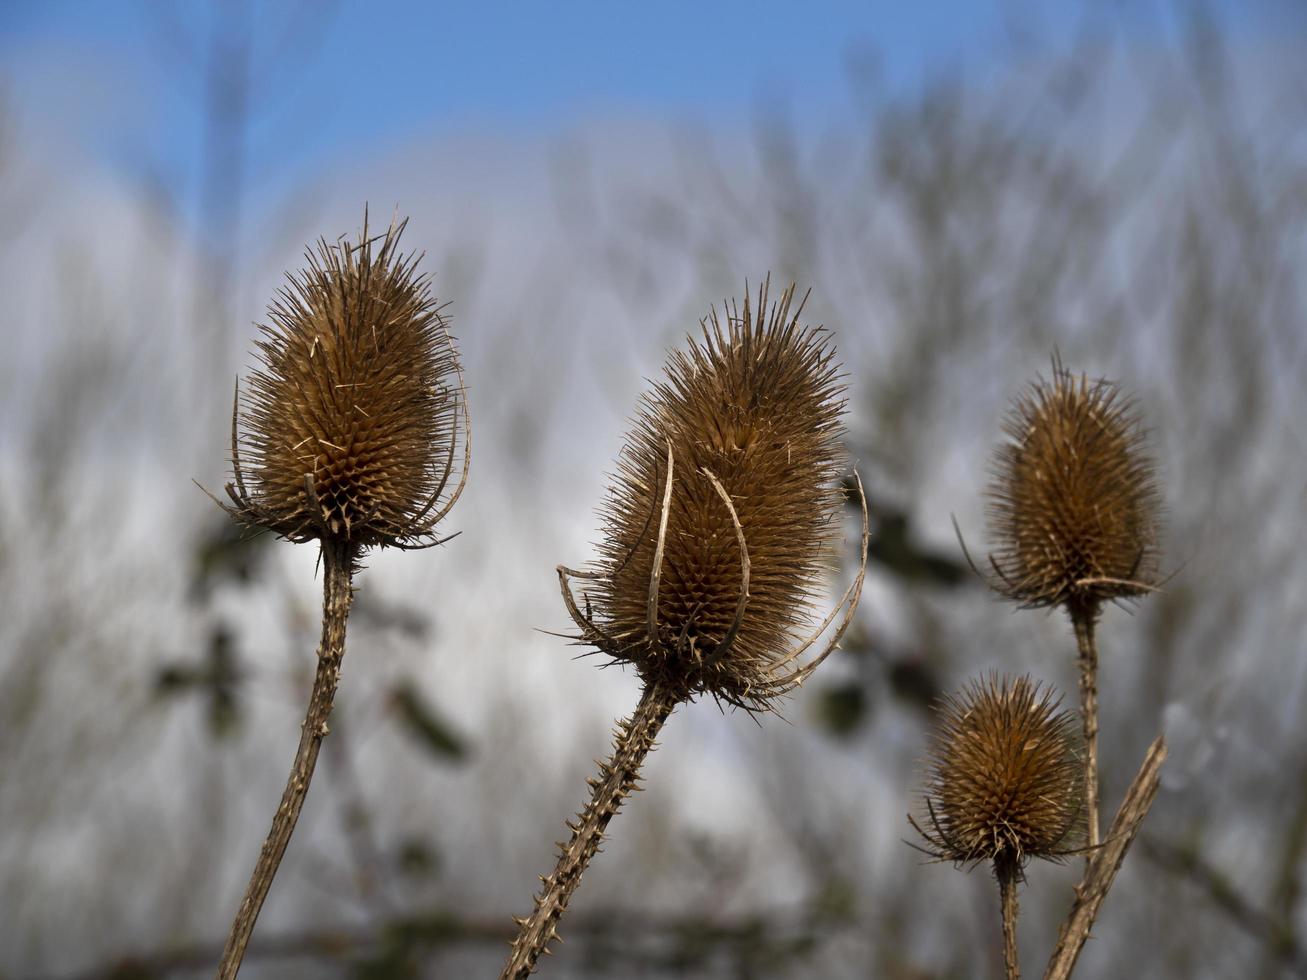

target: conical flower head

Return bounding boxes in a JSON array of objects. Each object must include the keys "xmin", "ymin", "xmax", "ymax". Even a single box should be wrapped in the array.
[
  {"xmin": 985, "ymin": 357, "xmax": 1161, "ymax": 613},
  {"xmin": 566, "ymin": 280, "xmax": 860, "ymax": 711},
  {"xmin": 912, "ymin": 675, "xmax": 1085, "ymax": 869},
  {"xmin": 226, "ymin": 213, "xmax": 467, "ymax": 548}
]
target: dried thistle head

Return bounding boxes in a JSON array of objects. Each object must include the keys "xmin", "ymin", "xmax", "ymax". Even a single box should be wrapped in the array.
[
  {"xmin": 911, "ymin": 674, "xmax": 1085, "ymax": 871},
  {"xmin": 559, "ymin": 279, "xmax": 868, "ymax": 712},
  {"xmin": 984, "ymin": 356, "xmax": 1161, "ymax": 615},
  {"xmin": 222, "ymin": 212, "xmax": 468, "ymax": 550}
]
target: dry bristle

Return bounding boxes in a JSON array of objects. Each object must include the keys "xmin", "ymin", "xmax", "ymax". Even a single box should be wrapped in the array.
[
  {"xmin": 584, "ymin": 279, "xmax": 847, "ymax": 711},
  {"xmin": 913, "ymin": 674, "xmax": 1085, "ymax": 870},
  {"xmin": 985, "ymin": 356, "xmax": 1161, "ymax": 614},
  {"xmin": 232, "ymin": 211, "xmax": 465, "ymax": 548}
]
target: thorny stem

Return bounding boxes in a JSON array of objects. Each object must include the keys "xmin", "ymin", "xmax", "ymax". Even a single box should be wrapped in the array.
[
  {"xmin": 997, "ymin": 857, "xmax": 1021, "ymax": 980},
  {"xmin": 500, "ymin": 681, "xmax": 678, "ymax": 979},
  {"xmin": 1044, "ymin": 735, "xmax": 1167, "ymax": 980},
  {"xmin": 215, "ymin": 539, "xmax": 356, "ymax": 979},
  {"xmin": 1069, "ymin": 603, "xmax": 1101, "ymax": 851}
]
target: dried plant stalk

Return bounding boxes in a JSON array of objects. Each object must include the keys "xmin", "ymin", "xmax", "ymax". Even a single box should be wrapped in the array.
[
  {"xmin": 216, "ymin": 540, "xmax": 354, "ymax": 979},
  {"xmin": 503, "ymin": 279, "xmax": 868, "ymax": 976},
  {"xmin": 999, "ymin": 856, "xmax": 1022, "ymax": 980},
  {"xmin": 982, "ymin": 356, "xmax": 1161, "ymax": 849},
  {"xmin": 1070, "ymin": 608, "xmax": 1101, "ymax": 847},
  {"xmin": 910, "ymin": 675, "xmax": 1084, "ymax": 980},
  {"xmin": 208, "ymin": 211, "xmax": 467, "ymax": 978},
  {"xmin": 500, "ymin": 683, "xmax": 676, "ymax": 979},
  {"xmin": 931, "ymin": 359, "xmax": 1171, "ymax": 978},
  {"xmin": 1044, "ymin": 735, "xmax": 1167, "ymax": 980}
]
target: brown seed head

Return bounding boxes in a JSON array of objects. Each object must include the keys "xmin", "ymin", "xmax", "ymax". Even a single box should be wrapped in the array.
[
  {"xmin": 564, "ymin": 280, "xmax": 860, "ymax": 711},
  {"xmin": 985, "ymin": 356, "xmax": 1161, "ymax": 614},
  {"xmin": 223, "ymin": 212, "xmax": 468, "ymax": 549},
  {"xmin": 912, "ymin": 674, "xmax": 1085, "ymax": 871}
]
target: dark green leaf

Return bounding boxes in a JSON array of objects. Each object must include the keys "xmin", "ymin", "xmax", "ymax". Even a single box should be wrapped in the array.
[
  {"xmin": 395, "ymin": 836, "xmax": 441, "ymax": 878},
  {"xmin": 390, "ymin": 682, "xmax": 469, "ymax": 762},
  {"xmin": 814, "ymin": 682, "xmax": 868, "ymax": 737},
  {"xmin": 189, "ymin": 515, "xmax": 271, "ymax": 602}
]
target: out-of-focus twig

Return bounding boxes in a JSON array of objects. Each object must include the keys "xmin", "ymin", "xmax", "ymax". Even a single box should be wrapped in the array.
[
  {"xmin": 1258, "ymin": 773, "xmax": 1307, "ymax": 980},
  {"xmin": 1142, "ymin": 836, "xmax": 1307, "ymax": 979},
  {"xmin": 325, "ymin": 713, "xmax": 399, "ymax": 916},
  {"xmin": 38, "ymin": 905, "xmax": 829, "ymax": 980}
]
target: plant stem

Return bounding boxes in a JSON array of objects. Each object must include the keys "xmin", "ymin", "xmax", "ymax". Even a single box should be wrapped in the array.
[
  {"xmin": 997, "ymin": 857, "xmax": 1021, "ymax": 980},
  {"xmin": 1044, "ymin": 735, "xmax": 1167, "ymax": 980},
  {"xmin": 215, "ymin": 539, "xmax": 356, "ymax": 980},
  {"xmin": 500, "ymin": 681, "xmax": 677, "ymax": 979},
  {"xmin": 1069, "ymin": 603, "xmax": 1101, "ymax": 850}
]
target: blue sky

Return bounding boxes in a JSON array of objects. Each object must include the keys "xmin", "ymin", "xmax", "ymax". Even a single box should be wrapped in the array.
[
  {"xmin": 0, "ymin": 0, "xmax": 1289, "ymax": 240},
  {"xmin": 0, "ymin": 4, "xmax": 1132, "ymax": 158}
]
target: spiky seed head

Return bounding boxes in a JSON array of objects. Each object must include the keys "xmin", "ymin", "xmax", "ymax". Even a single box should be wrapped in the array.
[
  {"xmin": 912, "ymin": 674, "xmax": 1084, "ymax": 871},
  {"xmin": 985, "ymin": 356, "xmax": 1161, "ymax": 614},
  {"xmin": 582, "ymin": 280, "xmax": 848, "ymax": 711},
  {"xmin": 228, "ymin": 213, "xmax": 466, "ymax": 549}
]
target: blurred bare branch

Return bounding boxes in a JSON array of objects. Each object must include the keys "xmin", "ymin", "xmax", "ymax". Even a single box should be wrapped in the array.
[{"xmin": 34, "ymin": 905, "xmax": 834, "ymax": 980}]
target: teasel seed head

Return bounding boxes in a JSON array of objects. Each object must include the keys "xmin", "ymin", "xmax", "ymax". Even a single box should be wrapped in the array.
[
  {"xmin": 910, "ymin": 674, "xmax": 1085, "ymax": 872},
  {"xmin": 220, "ymin": 210, "xmax": 469, "ymax": 550},
  {"xmin": 558, "ymin": 278, "xmax": 869, "ymax": 713},
  {"xmin": 983, "ymin": 355, "xmax": 1161, "ymax": 615}
]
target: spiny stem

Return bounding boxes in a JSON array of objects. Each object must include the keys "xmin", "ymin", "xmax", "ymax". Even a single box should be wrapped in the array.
[
  {"xmin": 500, "ymin": 681, "xmax": 677, "ymax": 979},
  {"xmin": 997, "ymin": 857, "xmax": 1021, "ymax": 980},
  {"xmin": 215, "ymin": 539, "xmax": 355, "ymax": 979},
  {"xmin": 1069, "ymin": 603, "xmax": 1101, "ymax": 851}
]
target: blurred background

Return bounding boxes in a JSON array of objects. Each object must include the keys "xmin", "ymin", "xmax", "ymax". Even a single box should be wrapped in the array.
[{"xmin": 1, "ymin": 0, "xmax": 1305, "ymax": 977}]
